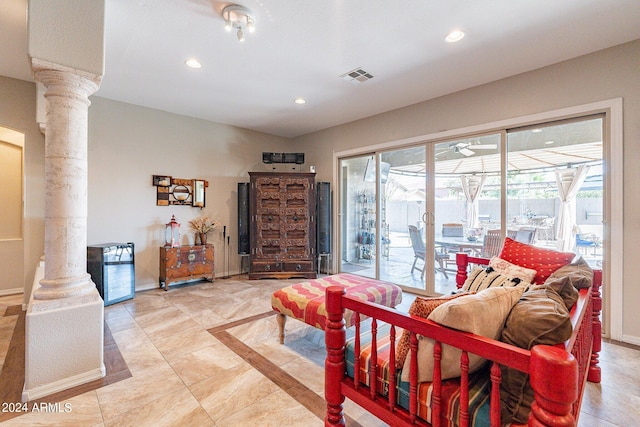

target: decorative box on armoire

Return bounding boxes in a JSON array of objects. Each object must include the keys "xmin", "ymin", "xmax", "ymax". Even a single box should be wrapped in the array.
[
  {"xmin": 87, "ymin": 242, "xmax": 135, "ymax": 306},
  {"xmin": 249, "ymin": 172, "xmax": 317, "ymax": 280},
  {"xmin": 159, "ymin": 244, "xmax": 214, "ymax": 291}
]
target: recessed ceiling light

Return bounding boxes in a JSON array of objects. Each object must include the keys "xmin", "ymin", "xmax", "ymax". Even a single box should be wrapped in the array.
[
  {"xmin": 294, "ymin": 98, "xmax": 306, "ymax": 105},
  {"xmin": 185, "ymin": 58, "xmax": 202, "ymax": 69},
  {"xmin": 445, "ymin": 30, "xmax": 465, "ymax": 43},
  {"xmin": 545, "ymin": 140, "xmax": 555, "ymax": 145},
  {"xmin": 532, "ymin": 128, "xmax": 543, "ymax": 133}
]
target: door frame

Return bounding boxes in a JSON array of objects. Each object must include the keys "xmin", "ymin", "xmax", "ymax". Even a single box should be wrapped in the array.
[{"xmin": 332, "ymin": 98, "xmax": 623, "ymax": 340}]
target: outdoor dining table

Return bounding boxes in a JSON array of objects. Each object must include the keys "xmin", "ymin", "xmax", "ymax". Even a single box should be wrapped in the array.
[{"xmin": 435, "ymin": 236, "xmax": 484, "ymax": 255}]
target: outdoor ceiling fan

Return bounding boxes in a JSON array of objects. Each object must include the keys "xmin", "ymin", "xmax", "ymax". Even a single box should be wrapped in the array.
[{"xmin": 437, "ymin": 141, "xmax": 498, "ymax": 157}]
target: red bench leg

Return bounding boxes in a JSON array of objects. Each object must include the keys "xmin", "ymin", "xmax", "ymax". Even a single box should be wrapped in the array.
[
  {"xmin": 325, "ymin": 286, "xmax": 346, "ymax": 426},
  {"xmin": 529, "ymin": 346, "xmax": 578, "ymax": 427},
  {"xmin": 588, "ymin": 270, "xmax": 602, "ymax": 383}
]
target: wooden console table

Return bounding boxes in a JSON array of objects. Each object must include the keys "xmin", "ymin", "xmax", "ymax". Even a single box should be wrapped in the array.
[{"xmin": 159, "ymin": 244, "xmax": 214, "ymax": 291}]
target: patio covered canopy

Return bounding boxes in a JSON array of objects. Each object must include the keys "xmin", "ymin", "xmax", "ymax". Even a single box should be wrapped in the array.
[
  {"xmin": 391, "ymin": 117, "xmax": 604, "ymax": 176},
  {"xmin": 391, "ymin": 140, "xmax": 603, "ymax": 176},
  {"xmin": 437, "ymin": 141, "xmax": 602, "ymax": 175}
]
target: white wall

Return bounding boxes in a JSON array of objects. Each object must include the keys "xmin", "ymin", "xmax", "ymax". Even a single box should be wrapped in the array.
[
  {"xmin": 87, "ymin": 97, "xmax": 291, "ymax": 289},
  {"xmin": 295, "ymin": 40, "xmax": 640, "ymax": 342},
  {"xmin": 28, "ymin": 0, "xmax": 105, "ymax": 76}
]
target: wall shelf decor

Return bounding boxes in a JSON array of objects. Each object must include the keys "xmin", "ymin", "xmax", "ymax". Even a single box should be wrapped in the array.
[{"xmin": 153, "ymin": 175, "xmax": 208, "ymax": 207}]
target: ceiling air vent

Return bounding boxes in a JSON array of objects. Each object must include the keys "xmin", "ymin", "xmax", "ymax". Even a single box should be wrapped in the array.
[{"xmin": 340, "ymin": 67, "xmax": 374, "ymax": 84}]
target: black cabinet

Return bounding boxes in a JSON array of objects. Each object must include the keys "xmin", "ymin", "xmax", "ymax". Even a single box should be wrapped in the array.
[{"xmin": 87, "ymin": 243, "xmax": 135, "ymax": 306}]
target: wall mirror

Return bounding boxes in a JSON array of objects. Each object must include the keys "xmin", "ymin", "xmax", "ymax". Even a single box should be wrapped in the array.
[
  {"xmin": 193, "ymin": 180, "xmax": 206, "ymax": 207},
  {"xmin": 153, "ymin": 175, "xmax": 207, "ymax": 208}
]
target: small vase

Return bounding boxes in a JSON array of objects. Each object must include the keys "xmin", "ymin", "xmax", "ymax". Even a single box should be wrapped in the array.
[{"xmin": 199, "ymin": 232, "xmax": 207, "ymax": 245}]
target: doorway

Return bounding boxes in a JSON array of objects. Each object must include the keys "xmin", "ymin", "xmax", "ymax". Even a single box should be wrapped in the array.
[
  {"xmin": 0, "ymin": 126, "xmax": 25, "ymax": 295},
  {"xmin": 339, "ymin": 154, "xmax": 377, "ymax": 279}
]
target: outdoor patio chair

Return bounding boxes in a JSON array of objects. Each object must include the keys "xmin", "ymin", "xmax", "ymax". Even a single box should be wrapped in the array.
[
  {"xmin": 536, "ymin": 217, "xmax": 555, "ymax": 241},
  {"xmin": 480, "ymin": 229, "xmax": 504, "ymax": 258},
  {"xmin": 514, "ymin": 227, "xmax": 536, "ymax": 244},
  {"xmin": 576, "ymin": 233, "xmax": 599, "ymax": 256},
  {"xmin": 408, "ymin": 225, "xmax": 450, "ymax": 279}
]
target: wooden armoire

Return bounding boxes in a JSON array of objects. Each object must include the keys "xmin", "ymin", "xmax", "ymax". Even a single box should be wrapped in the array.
[{"xmin": 248, "ymin": 172, "xmax": 317, "ymax": 280}]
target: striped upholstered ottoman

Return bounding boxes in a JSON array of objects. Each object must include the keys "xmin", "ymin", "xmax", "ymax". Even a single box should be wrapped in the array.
[{"xmin": 271, "ymin": 273, "xmax": 403, "ymax": 344}]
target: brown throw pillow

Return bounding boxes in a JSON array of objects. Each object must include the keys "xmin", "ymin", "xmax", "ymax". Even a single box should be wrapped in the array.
[
  {"xmin": 540, "ymin": 274, "xmax": 580, "ymax": 311},
  {"xmin": 545, "ymin": 256, "xmax": 594, "ymax": 290},
  {"xmin": 394, "ymin": 292, "xmax": 468, "ymax": 369},
  {"xmin": 499, "ymin": 285, "xmax": 573, "ymax": 424}
]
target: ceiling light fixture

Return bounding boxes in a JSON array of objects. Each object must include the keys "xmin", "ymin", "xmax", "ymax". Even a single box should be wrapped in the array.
[
  {"xmin": 185, "ymin": 58, "xmax": 202, "ymax": 69},
  {"xmin": 445, "ymin": 30, "xmax": 465, "ymax": 43},
  {"xmin": 221, "ymin": 4, "xmax": 255, "ymax": 42},
  {"xmin": 294, "ymin": 98, "xmax": 306, "ymax": 105}
]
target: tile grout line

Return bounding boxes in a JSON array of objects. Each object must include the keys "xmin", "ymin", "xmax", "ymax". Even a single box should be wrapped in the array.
[
  {"xmin": 208, "ymin": 312, "xmax": 362, "ymax": 426},
  {"xmin": 213, "ymin": 329, "xmax": 329, "ymax": 421}
]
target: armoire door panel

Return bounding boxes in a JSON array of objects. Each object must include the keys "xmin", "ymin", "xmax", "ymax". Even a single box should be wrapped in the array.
[{"xmin": 249, "ymin": 171, "xmax": 316, "ymax": 279}]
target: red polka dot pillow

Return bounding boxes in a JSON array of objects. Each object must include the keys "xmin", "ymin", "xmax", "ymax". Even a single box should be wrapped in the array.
[{"xmin": 499, "ymin": 238, "xmax": 575, "ymax": 284}]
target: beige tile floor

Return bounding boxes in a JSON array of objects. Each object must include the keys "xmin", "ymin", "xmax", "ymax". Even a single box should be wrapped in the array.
[{"xmin": 1, "ymin": 277, "xmax": 639, "ymax": 426}]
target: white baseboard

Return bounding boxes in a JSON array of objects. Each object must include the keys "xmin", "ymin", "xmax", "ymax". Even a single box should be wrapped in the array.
[
  {"xmin": 0, "ymin": 287, "xmax": 23, "ymax": 297},
  {"xmin": 135, "ymin": 271, "xmax": 245, "ymax": 292},
  {"xmin": 135, "ymin": 282, "xmax": 160, "ymax": 292},
  {"xmin": 22, "ymin": 365, "xmax": 105, "ymax": 402},
  {"xmin": 621, "ymin": 334, "xmax": 640, "ymax": 347}
]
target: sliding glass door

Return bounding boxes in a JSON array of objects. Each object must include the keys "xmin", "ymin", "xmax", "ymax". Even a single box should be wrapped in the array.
[
  {"xmin": 339, "ymin": 154, "xmax": 377, "ymax": 279},
  {"xmin": 337, "ymin": 115, "xmax": 605, "ymax": 296},
  {"xmin": 506, "ymin": 117, "xmax": 603, "ymax": 267},
  {"xmin": 338, "ymin": 137, "xmax": 503, "ymax": 295},
  {"xmin": 378, "ymin": 146, "xmax": 428, "ymax": 291},
  {"xmin": 433, "ymin": 134, "xmax": 502, "ymax": 293}
]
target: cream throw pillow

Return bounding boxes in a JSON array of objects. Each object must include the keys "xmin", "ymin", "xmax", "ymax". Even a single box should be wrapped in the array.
[
  {"xmin": 489, "ymin": 256, "xmax": 537, "ymax": 283},
  {"xmin": 462, "ymin": 266, "xmax": 531, "ymax": 293},
  {"xmin": 401, "ymin": 285, "xmax": 525, "ymax": 383}
]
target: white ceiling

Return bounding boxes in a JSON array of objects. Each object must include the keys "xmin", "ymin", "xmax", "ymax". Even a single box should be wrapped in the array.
[{"xmin": 1, "ymin": 0, "xmax": 639, "ymax": 138}]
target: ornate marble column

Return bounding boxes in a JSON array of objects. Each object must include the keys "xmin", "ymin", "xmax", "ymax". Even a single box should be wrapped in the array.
[{"xmin": 32, "ymin": 59, "xmax": 102, "ymax": 300}]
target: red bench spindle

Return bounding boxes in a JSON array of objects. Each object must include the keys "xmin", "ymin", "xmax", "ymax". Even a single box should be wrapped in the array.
[
  {"xmin": 432, "ymin": 341, "xmax": 442, "ymax": 427},
  {"xmin": 324, "ymin": 286, "xmax": 346, "ymax": 427},
  {"xmin": 489, "ymin": 362, "xmax": 501, "ymax": 427},
  {"xmin": 459, "ymin": 351, "xmax": 470, "ymax": 427},
  {"xmin": 409, "ymin": 333, "xmax": 418, "ymax": 422},
  {"xmin": 388, "ymin": 325, "xmax": 397, "ymax": 411},
  {"xmin": 370, "ymin": 318, "xmax": 378, "ymax": 400},
  {"xmin": 354, "ymin": 315, "xmax": 361, "ymax": 390}
]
